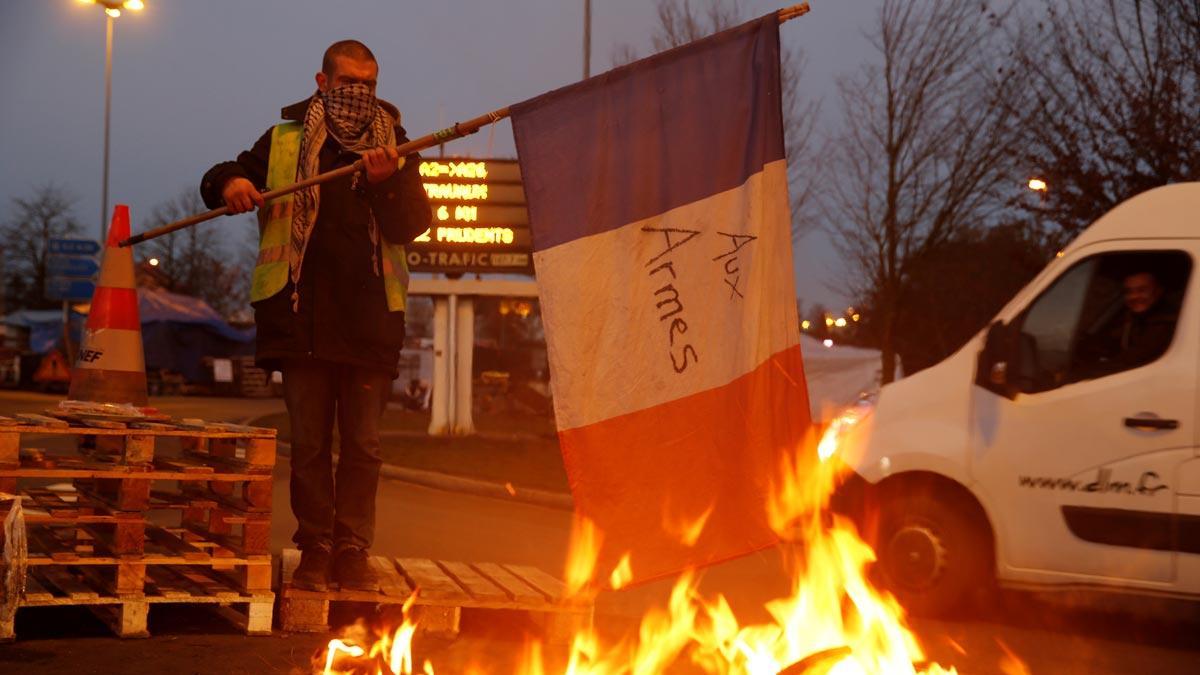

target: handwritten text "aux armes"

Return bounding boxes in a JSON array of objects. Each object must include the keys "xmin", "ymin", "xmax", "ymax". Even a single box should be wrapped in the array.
[{"xmin": 642, "ymin": 226, "xmax": 757, "ymax": 374}]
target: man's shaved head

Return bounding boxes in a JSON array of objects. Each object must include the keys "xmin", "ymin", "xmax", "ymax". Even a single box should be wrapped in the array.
[{"xmin": 322, "ymin": 40, "xmax": 377, "ymax": 76}]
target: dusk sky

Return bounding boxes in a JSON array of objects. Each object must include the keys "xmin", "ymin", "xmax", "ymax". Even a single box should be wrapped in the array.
[{"xmin": 1, "ymin": 0, "xmax": 878, "ymax": 309}]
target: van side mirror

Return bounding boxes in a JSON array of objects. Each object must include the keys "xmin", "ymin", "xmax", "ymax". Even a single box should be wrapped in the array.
[{"xmin": 976, "ymin": 320, "xmax": 1017, "ymax": 399}]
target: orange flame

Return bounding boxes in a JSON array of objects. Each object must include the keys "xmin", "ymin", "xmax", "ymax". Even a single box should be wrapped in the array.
[
  {"xmin": 525, "ymin": 422, "xmax": 960, "ymax": 674},
  {"xmin": 664, "ymin": 503, "xmax": 714, "ymax": 547},
  {"xmin": 323, "ymin": 639, "xmax": 365, "ymax": 674},
  {"xmin": 996, "ymin": 638, "xmax": 1031, "ymax": 675},
  {"xmin": 608, "ymin": 554, "xmax": 633, "ymax": 590},
  {"xmin": 521, "ymin": 641, "xmax": 546, "ymax": 675},
  {"xmin": 319, "ymin": 408, "xmax": 1020, "ymax": 673},
  {"xmin": 945, "ymin": 637, "xmax": 967, "ymax": 657},
  {"xmin": 319, "ymin": 594, "xmax": 424, "ymax": 675},
  {"xmin": 564, "ymin": 513, "xmax": 603, "ymax": 597}
]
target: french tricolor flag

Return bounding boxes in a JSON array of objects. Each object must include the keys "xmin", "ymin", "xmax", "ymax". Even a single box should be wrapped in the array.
[{"xmin": 513, "ymin": 14, "xmax": 810, "ymax": 583}]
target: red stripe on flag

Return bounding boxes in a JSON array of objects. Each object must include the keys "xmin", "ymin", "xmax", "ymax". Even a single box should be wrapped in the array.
[
  {"xmin": 87, "ymin": 287, "xmax": 140, "ymax": 330},
  {"xmin": 558, "ymin": 343, "xmax": 811, "ymax": 585}
]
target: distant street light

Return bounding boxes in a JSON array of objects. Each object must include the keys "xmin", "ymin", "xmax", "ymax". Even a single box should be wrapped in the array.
[
  {"xmin": 834, "ymin": 317, "xmax": 848, "ymax": 328},
  {"xmin": 148, "ymin": 257, "xmax": 159, "ymax": 267},
  {"xmin": 822, "ymin": 339, "xmax": 834, "ymax": 348},
  {"xmin": 76, "ymin": 0, "xmax": 146, "ymax": 242},
  {"xmin": 1028, "ymin": 177, "xmax": 1048, "ymax": 192},
  {"xmin": 800, "ymin": 319, "xmax": 811, "ymax": 330}
]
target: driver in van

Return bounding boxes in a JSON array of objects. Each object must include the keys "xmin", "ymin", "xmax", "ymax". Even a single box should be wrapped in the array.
[{"xmin": 1076, "ymin": 270, "xmax": 1178, "ymax": 377}]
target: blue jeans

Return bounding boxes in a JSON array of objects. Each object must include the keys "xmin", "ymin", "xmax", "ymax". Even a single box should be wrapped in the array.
[{"xmin": 283, "ymin": 359, "xmax": 391, "ymax": 551}]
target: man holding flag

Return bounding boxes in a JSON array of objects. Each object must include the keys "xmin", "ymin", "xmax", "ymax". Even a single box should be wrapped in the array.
[
  {"xmin": 200, "ymin": 40, "xmax": 430, "ymax": 592},
  {"xmin": 189, "ymin": 8, "xmax": 807, "ymax": 594}
]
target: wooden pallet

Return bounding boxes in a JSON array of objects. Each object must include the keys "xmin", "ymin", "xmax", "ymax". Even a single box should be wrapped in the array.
[
  {"xmin": 0, "ymin": 414, "xmax": 278, "ymax": 641},
  {"xmin": 278, "ymin": 549, "xmax": 593, "ymax": 642},
  {"xmin": 5, "ymin": 481, "xmax": 273, "ymax": 558},
  {"xmin": 0, "ymin": 416, "xmax": 275, "ymax": 523},
  {"xmin": 3, "ymin": 563, "xmax": 273, "ymax": 639},
  {"xmin": 16, "ymin": 520, "xmax": 272, "ymax": 589},
  {"xmin": 0, "ymin": 415, "xmax": 276, "ymax": 492}
]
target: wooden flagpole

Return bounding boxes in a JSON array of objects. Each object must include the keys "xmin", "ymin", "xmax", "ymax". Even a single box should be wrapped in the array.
[
  {"xmin": 119, "ymin": 107, "xmax": 510, "ymax": 247},
  {"xmin": 119, "ymin": 3, "xmax": 810, "ymax": 248}
]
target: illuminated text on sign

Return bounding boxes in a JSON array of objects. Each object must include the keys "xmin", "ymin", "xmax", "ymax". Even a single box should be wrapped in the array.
[
  {"xmin": 408, "ymin": 157, "xmax": 532, "ymax": 273},
  {"xmin": 435, "ymin": 205, "xmax": 478, "ymax": 222},
  {"xmin": 423, "ymin": 183, "xmax": 489, "ymax": 201},
  {"xmin": 414, "ymin": 227, "xmax": 516, "ymax": 245},
  {"xmin": 419, "ymin": 160, "xmax": 488, "ymax": 179}
]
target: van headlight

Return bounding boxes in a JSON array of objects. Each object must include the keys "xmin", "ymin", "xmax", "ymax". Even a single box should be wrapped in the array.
[{"xmin": 817, "ymin": 395, "xmax": 876, "ymax": 462}]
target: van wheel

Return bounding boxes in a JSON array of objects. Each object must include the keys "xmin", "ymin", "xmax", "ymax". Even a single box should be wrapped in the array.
[{"xmin": 873, "ymin": 492, "xmax": 990, "ymax": 617}]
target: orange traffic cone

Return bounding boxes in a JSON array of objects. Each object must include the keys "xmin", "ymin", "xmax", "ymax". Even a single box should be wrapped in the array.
[{"xmin": 68, "ymin": 205, "xmax": 148, "ymax": 406}]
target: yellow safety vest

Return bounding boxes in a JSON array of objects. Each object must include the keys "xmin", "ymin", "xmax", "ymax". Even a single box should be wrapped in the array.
[{"xmin": 251, "ymin": 122, "xmax": 410, "ymax": 312}]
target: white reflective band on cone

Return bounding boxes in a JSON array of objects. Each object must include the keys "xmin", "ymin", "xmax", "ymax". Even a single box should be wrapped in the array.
[
  {"xmin": 74, "ymin": 327, "xmax": 146, "ymax": 372},
  {"xmin": 96, "ymin": 246, "xmax": 136, "ymax": 289}
]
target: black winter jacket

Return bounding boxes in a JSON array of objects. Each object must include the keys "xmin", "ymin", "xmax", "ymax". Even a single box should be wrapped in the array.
[{"xmin": 200, "ymin": 97, "xmax": 431, "ymax": 376}]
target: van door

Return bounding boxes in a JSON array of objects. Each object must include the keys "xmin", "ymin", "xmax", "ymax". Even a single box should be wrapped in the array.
[
  {"xmin": 971, "ymin": 245, "xmax": 1196, "ymax": 585},
  {"xmin": 1177, "ymin": 458, "xmax": 1200, "ymax": 593}
]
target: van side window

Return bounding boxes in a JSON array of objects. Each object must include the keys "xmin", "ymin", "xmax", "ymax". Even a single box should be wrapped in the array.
[{"xmin": 1013, "ymin": 251, "xmax": 1191, "ymax": 394}]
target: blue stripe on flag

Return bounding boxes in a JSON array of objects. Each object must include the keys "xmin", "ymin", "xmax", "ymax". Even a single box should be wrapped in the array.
[{"xmin": 512, "ymin": 14, "xmax": 784, "ymax": 253}]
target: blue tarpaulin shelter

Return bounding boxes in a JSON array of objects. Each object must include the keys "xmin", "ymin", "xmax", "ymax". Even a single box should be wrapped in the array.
[
  {"xmin": 2, "ymin": 308, "xmax": 86, "ymax": 354},
  {"xmin": 2, "ymin": 289, "xmax": 254, "ymax": 383},
  {"xmin": 138, "ymin": 289, "xmax": 254, "ymax": 382}
]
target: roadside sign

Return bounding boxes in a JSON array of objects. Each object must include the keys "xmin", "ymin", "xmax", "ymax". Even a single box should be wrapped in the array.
[
  {"xmin": 47, "ymin": 256, "xmax": 101, "ymax": 278},
  {"xmin": 48, "ymin": 238, "xmax": 101, "ymax": 256},
  {"xmin": 46, "ymin": 239, "xmax": 100, "ymax": 303},
  {"xmin": 45, "ymin": 278, "xmax": 96, "ymax": 302},
  {"xmin": 212, "ymin": 358, "xmax": 234, "ymax": 383}
]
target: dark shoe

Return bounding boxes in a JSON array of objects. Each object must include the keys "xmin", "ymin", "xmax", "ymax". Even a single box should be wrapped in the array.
[
  {"xmin": 333, "ymin": 547, "xmax": 379, "ymax": 592},
  {"xmin": 292, "ymin": 546, "xmax": 332, "ymax": 592}
]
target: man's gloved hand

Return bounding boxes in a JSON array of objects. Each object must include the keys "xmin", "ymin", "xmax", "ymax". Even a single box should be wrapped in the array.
[
  {"xmin": 363, "ymin": 145, "xmax": 401, "ymax": 184},
  {"xmin": 222, "ymin": 177, "xmax": 265, "ymax": 214}
]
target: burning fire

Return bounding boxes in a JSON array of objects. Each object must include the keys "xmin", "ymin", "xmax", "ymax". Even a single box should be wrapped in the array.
[
  {"xmin": 320, "ymin": 423, "xmax": 1016, "ymax": 673},
  {"xmin": 608, "ymin": 554, "xmax": 633, "ymax": 591},
  {"xmin": 664, "ymin": 503, "xmax": 715, "ymax": 548},
  {"xmin": 321, "ymin": 595, "xmax": 424, "ymax": 675},
  {"xmin": 565, "ymin": 514, "xmax": 604, "ymax": 597}
]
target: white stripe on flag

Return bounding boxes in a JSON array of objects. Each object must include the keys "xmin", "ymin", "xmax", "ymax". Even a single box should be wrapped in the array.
[{"xmin": 534, "ymin": 159, "xmax": 797, "ymax": 431}]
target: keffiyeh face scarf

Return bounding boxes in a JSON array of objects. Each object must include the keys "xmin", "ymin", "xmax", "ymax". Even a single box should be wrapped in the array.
[{"xmin": 288, "ymin": 83, "xmax": 397, "ymax": 311}]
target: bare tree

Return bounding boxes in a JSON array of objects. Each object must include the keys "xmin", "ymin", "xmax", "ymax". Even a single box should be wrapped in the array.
[
  {"xmin": 825, "ymin": 1, "xmax": 1023, "ymax": 382},
  {"xmin": 2, "ymin": 183, "xmax": 83, "ymax": 311},
  {"xmin": 648, "ymin": 0, "xmax": 745, "ymax": 53},
  {"xmin": 142, "ymin": 189, "xmax": 255, "ymax": 318},
  {"xmin": 1011, "ymin": 0, "xmax": 1200, "ymax": 241},
  {"xmin": 612, "ymin": 0, "xmax": 820, "ymax": 238}
]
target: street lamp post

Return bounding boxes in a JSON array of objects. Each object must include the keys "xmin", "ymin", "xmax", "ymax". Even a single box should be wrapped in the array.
[
  {"xmin": 78, "ymin": 0, "xmax": 145, "ymax": 242},
  {"xmin": 583, "ymin": 0, "xmax": 592, "ymax": 79}
]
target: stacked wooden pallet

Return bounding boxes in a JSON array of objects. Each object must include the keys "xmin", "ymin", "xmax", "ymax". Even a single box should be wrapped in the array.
[{"xmin": 0, "ymin": 412, "xmax": 276, "ymax": 640}]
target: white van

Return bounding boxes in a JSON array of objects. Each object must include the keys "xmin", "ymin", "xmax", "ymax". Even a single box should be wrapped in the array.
[{"xmin": 826, "ymin": 183, "xmax": 1200, "ymax": 615}]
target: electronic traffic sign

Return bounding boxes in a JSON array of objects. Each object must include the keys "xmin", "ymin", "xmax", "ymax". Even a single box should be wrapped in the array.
[{"xmin": 407, "ymin": 158, "xmax": 533, "ymax": 275}]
